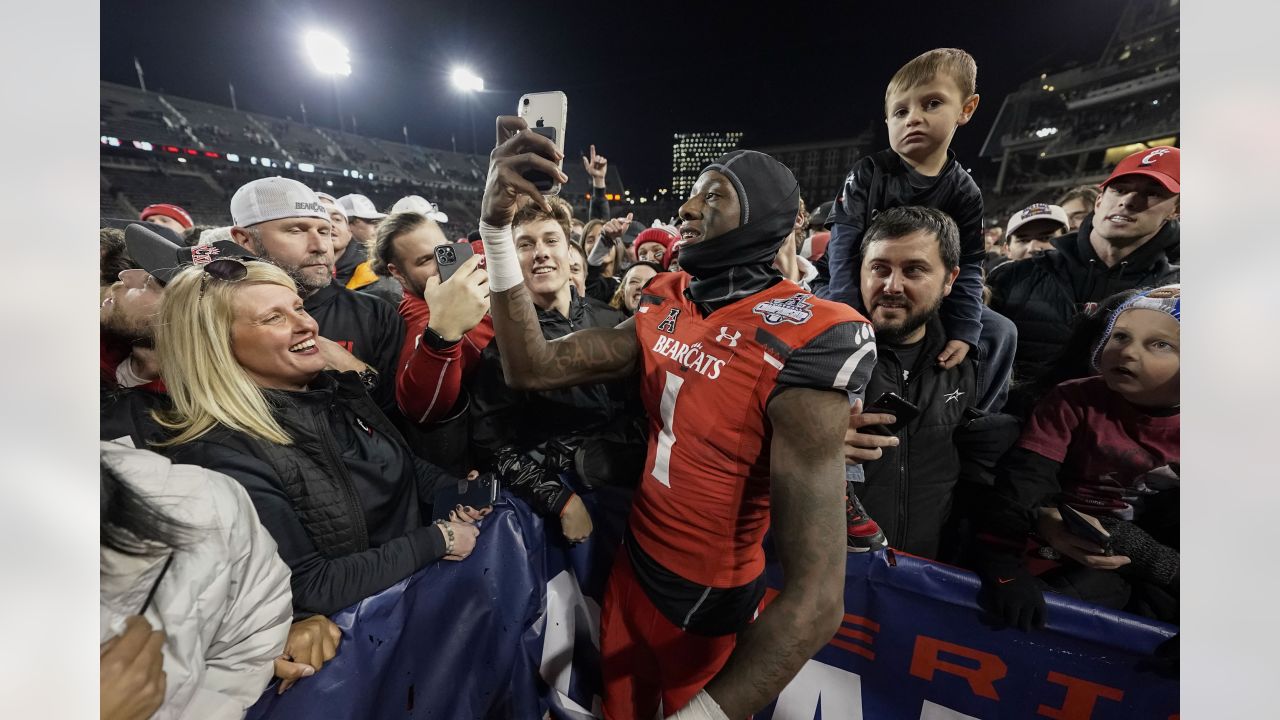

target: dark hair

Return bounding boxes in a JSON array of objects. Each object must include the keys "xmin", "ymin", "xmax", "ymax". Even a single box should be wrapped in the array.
[
  {"xmin": 101, "ymin": 459, "xmax": 192, "ymax": 556},
  {"xmin": 859, "ymin": 206, "xmax": 961, "ymax": 271},
  {"xmin": 512, "ymin": 196, "xmax": 574, "ymax": 241},
  {"xmin": 371, "ymin": 212, "xmax": 433, "ymax": 277},
  {"xmin": 100, "ymin": 228, "xmax": 138, "ymax": 286}
]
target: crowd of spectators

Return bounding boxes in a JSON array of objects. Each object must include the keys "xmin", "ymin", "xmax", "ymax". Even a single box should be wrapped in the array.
[{"xmin": 99, "ymin": 43, "xmax": 1179, "ymax": 720}]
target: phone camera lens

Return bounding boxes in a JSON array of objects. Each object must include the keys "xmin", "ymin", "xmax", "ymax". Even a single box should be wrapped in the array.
[{"xmin": 522, "ymin": 98, "xmax": 530, "ymax": 106}]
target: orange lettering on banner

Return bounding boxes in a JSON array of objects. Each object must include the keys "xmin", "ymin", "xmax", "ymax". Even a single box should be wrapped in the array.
[
  {"xmin": 908, "ymin": 636, "xmax": 1007, "ymax": 700},
  {"xmin": 1036, "ymin": 672, "xmax": 1125, "ymax": 719}
]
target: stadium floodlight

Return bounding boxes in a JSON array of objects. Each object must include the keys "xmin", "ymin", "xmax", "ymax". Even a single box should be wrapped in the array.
[
  {"xmin": 451, "ymin": 67, "xmax": 484, "ymax": 92},
  {"xmin": 305, "ymin": 30, "xmax": 352, "ymax": 77}
]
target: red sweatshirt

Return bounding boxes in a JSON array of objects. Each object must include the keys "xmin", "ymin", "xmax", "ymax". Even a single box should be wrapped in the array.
[{"xmin": 395, "ymin": 293, "xmax": 495, "ymax": 424}]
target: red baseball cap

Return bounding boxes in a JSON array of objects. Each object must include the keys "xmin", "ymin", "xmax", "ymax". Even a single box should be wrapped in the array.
[
  {"xmin": 139, "ymin": 203, "xmax": 194, "ymax": 229},
  {"xmin": 1100, "ymin": 146, "xmax": 1180, "ymax": 194}
]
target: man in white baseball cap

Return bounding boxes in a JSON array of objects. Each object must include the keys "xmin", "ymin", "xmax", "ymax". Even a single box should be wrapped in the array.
[
  {"xmin": 231, "ymin": 178, "xmax": 407, "ymax": 418},
  {"xmin": 338, "ymin": 193, "xmax": 387, "ymax": 252},
  {"xmin": 1004, "ymin": 202, "xmax": 1069, "ymax": 262},
  {"xmin": 229, "ymin": 176, "xmax": 335, "ymax": 295}
]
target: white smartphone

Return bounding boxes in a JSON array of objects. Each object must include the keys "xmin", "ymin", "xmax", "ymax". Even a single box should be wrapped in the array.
[{"xmin": 517, "ymin": 91, "xmax": 568, "ymax": 197}]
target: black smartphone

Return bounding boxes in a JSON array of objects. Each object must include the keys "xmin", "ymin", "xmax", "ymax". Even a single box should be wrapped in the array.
[
  {"xmin": 861, "ymin": 391, "xmax": 921, "ymax": 436},
  {"xmin": 435, "ymin": 242, "xmax": 475, "ymax": 283},
  {"xmin": 432, "ymin": 473, "xmax": 499, "ymax": 521},
  {"xmin": 1057, "ymin": 503, "xmax": 1113, "ymax": 554}
]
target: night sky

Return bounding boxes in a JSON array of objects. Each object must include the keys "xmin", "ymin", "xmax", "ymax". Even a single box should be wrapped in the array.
[{"xmin": 101, "ymin": 0, "xmax": 1126, "ymax": 193}]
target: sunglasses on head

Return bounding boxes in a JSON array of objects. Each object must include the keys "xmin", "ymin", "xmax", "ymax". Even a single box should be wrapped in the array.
[{"xmin": 198, "ymin": 257, "xmax": 255, "ymax": 299}]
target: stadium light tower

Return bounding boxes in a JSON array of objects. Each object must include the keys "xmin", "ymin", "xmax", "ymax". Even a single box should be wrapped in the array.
[
  {"xmin": 450, "ymin": 67, "xmax": 484, "ymax": 92},
  {"xmin": 449, "ymin": 66, "xmax": 484, "ymax": 154},
  {"xmin": 305, "ymin": 30, "xmax": 352, "ymax": 132}
]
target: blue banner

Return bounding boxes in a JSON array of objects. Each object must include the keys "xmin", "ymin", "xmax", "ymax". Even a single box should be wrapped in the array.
[{"xmin": 247, "ymin": 488, "xmax": 1177, "ymax": 719}]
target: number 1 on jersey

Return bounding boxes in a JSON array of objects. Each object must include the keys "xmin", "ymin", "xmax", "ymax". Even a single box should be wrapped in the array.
[{"xmin": 651, "ymin": 371, "xmax": 685, "ymax": 488}]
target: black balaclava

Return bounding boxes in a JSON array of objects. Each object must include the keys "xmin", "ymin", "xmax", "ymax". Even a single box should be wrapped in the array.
[{"xmin": 679, "ymin": 150, "xmax": 799, "ymax": 312}]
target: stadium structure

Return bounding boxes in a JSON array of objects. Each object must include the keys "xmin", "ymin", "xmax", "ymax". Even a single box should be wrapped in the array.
[
  {"xmin": 99, "ymin": 81, "xmax": 625, "ymax": 236},
  {"xmin": 979, "ymin": 0, "xmax": 1179, "ymax": 220}
]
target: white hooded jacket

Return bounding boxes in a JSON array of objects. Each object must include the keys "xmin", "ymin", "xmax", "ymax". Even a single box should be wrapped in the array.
[{"xmin": 100, "ymin": 440, "xmax": 293, "ymax": 719}]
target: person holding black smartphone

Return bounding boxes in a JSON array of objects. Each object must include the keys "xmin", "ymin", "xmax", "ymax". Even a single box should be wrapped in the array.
[
  {"xmin": 843, "ymin": 207, "xmax": 1020, "ymax": 561},
  {"xmin": 976, "ymin": 285, "xmax": 1181, "ymax": 629}
]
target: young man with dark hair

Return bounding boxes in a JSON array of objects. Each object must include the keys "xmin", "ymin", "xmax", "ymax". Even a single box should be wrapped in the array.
[{"xmin": 478, "ymin": 116, "xmax": 878, "ymax": 720}]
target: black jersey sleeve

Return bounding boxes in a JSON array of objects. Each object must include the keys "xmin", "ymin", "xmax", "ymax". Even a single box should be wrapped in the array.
[{"xmin": 773, "ymin": 320, "xmax": 877, "ymax": 402}]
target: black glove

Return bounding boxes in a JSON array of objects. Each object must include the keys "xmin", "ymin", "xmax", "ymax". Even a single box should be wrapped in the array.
[
  {"xmin": 494, "ymin": 446, "xmax": 574, "ymax": 518},
  {"xmin": 976, "ymin": 549, "xmax": 1047, "ymax": 631}
]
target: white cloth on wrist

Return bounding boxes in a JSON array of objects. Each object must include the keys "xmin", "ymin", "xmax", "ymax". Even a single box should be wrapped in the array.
[
  {"xmin": 479, "ymin": 221, "xmax": 524, "ymax": 292},
  {"xmin": 665, "ymin": 690, "xmax": 730, "ymax": 720}
]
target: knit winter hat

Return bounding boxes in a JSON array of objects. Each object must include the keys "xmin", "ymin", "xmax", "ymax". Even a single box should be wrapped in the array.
[
  {"xmin": 139, "ymin": 203, "xmax": 194, "ymax": 229},
  {"xmin": 1091, "ymin": 284, "xmax": 1181, "ymax": 371},
  {"xmin": 634, "ymin": 226, "xmax": 678, "ymax": 269}
]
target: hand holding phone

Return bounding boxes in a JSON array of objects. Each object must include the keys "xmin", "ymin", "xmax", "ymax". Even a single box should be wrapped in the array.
[
  {"xmin": 481, "ymin": 116, "xmax": 567, "ymax": 227},
  {"xmin": 435, "ymin": 242, "xmax": 475, "ymax": 283},
  {"xmin": 433, "ymin": 473, "xmax": 499, "ymax": 522},
  {"xmin": 1057, "ymin": 504, "xmax": 1113, "ymax": 555},
  {"xmin": 861, "ymin": 392, "xmax": 921, "ymax": 436},
  {"xmin": 517, "ymin": 91, "xmax": 568, "ymax": 196}
]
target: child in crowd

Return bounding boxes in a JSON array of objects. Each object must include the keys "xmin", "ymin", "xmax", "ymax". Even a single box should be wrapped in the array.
[
  {"xmin": 821, "ymin": 47, "xmax": 989, "ymax": 371},
  {"xmin": 977, "ymin": 285, "xmax": 1181, "ymax": 629}
]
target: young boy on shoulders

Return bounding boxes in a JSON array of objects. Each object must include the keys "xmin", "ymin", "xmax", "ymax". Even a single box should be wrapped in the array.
[{"xmin": 821, "ymin": 48, "xmax": 989, "ymax": 373}]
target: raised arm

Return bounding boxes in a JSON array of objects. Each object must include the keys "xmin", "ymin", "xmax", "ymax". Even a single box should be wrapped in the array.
[
  {"xmin": 480, "ymin": 115, "xmax": 639, "ymax": 392},
  {"xmin": 692, "ymin": 386, "xmax": 848, "ymax": 719}
]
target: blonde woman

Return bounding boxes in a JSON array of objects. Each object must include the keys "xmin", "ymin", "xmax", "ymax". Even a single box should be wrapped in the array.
[{"xmin": 153, "ymin": 259, "xmax": 487, "ymax": 617}]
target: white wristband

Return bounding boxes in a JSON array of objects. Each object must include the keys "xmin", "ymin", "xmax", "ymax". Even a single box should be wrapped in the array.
[
  {"xmin": 665, "ymin": 690, "xmax": 729, "ymax": 720},
  {"xmin": 479, "ymin": 221, "xmax": 524, "ymax": 293}
]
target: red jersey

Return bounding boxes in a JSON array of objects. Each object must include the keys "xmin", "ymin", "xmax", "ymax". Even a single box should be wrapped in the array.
[
  {"xmin": 395, "ymin": 293, "xmax": 495, "ymax": 424},
  {"xmin": 628, "ymin": 273, "xmax": 876, "ymax": 588}
]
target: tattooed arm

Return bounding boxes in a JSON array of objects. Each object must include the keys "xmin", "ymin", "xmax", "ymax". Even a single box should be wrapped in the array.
[
  {"xmin": 698, "ymin": 386, "xmax": 847, "ymax": 719},
  {"xmin": 491, "ymin": 288, "xmax": 639, "ymax": 391},
  {"xmin": 480, "ymin": 114, "xmax": 640, "ymax": 392}
]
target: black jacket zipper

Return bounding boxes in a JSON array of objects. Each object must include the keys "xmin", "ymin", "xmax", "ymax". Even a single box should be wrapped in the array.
[{"xmin": 316, "ymin": 401, "xmax": 370, "ymax": 550}]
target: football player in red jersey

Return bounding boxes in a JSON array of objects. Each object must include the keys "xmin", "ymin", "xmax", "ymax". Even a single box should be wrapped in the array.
[{"xmin": 476, "ymin": 116, "xmax": 879, "ymax": 720}]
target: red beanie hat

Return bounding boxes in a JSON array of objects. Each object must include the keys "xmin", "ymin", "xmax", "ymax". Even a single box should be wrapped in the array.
[
  {"xmin": 634, "ymin": 227, "xmax": 678, "ymax": 269},
  {"xmin": 140, "ymin": 203, "xmax": 194, "ymax": 229}
]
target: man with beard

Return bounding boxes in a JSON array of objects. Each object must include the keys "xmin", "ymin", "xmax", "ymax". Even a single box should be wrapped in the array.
[
  {"xmin": 370, "ymin": 211, "xmax": 494, "ymax": 428},
  {"xmin": 229, "ymin": 178, "xmax": 405, "ymax": 417},
  {"xmin": 478, "ymin": 115, "xmax": 878, "ymax": 720},
  {"xmin": 845, "ymin": 207, "xmax": 1016, "ymax": 561}
]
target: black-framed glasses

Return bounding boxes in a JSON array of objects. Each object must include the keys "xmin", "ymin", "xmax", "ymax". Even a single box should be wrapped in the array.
[{"xmin": 198, "ymin": 257, "xmax": 253, "ymax": 299}]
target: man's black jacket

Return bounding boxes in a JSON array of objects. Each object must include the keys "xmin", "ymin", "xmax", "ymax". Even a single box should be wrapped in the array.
[
  {"xmin": 305, "ymin": 282, "xmax": 407, "ymax": 419},
  {"xmin": 856, "ymin": 318, "xmax": 1020, "ymax": 560},
  {"xmin": 986, "ymin": 215, "xmax": 1179, "ymax": 386}
]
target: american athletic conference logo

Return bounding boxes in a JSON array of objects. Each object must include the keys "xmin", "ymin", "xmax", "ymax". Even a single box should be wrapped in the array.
[{"xmin": 753, "ymin": 293, "xmax": 814, "ymax": 326}]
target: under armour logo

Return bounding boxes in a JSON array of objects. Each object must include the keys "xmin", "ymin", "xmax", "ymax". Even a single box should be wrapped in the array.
[
  {"xmin": 716, "ymin": 326, "xmax": 741, "ymax": 347},
  {"xmin": 944, "ymin": 388, "xmax": 965, "ymax": 404},
  {"xmin": 657, "ymin": 308, "xmax": 680, "ymax": 334},
  {"xmin": 1140, "ymin": 148, "xmax": 1171, "ymax": 166}
]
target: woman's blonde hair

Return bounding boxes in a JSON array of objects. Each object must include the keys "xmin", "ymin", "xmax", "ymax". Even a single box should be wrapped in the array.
[{"xmin": 152, "ymin": 261, "xmax": 301, "ymax": 446}]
